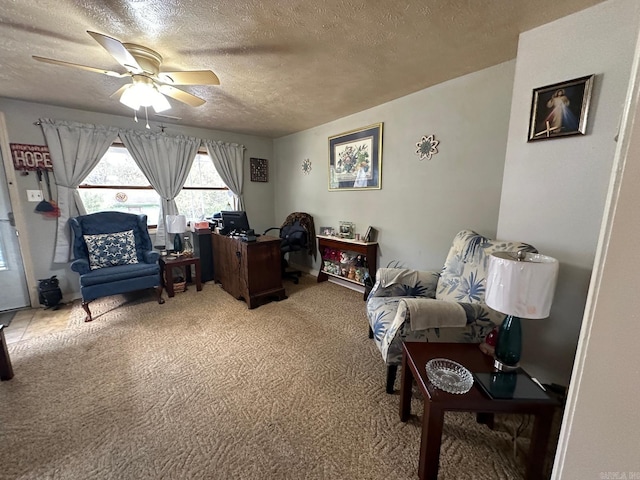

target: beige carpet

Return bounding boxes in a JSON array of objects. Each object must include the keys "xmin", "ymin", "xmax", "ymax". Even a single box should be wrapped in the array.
[{"xmin": 0, "ymin": 275, "xmax": 553, "ymax": 479}]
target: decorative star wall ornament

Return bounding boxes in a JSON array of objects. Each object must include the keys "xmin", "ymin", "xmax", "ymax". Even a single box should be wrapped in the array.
[
  {"xmin": 416, "ymin": 134, "xmax": 440, "ymax": 161},
  {"xmin": 302, "ymin": 158, "xmax": 312, "ymax": 174}
]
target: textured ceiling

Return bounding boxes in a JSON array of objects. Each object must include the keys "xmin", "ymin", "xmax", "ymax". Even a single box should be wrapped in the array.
[{"xmin": 1, "ymin": 0, "xmax": 605, "ymax": 138}]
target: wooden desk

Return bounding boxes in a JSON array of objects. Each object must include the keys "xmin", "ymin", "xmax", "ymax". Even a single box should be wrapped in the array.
[
  {"xmin": 400, "ymin": 342, "xmax": 558, "ymax": 480},
  {"xmin": 212, "ymin": 233, "xmax": 286, "ymax": 308}
]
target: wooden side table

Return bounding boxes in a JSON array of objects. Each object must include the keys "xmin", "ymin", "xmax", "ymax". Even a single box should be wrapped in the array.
[
  {"xmin": 159, "ymin": 256, "xmax": 202, "ymax": 298},
  {"xmin": 400, "ymin": 342, "xmax": 558, "ymax": 480}
]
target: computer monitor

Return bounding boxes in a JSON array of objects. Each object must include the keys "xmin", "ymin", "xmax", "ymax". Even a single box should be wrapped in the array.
[{"xmin": 221, "ymin": 210, "xmax": 251, "ymax": 234}]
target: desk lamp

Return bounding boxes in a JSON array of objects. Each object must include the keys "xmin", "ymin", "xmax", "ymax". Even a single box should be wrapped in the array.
[
  {"xmin": 166, "ymin": 214, "xmax": 187, "ymax": 253},
  {"xmin": 485, "ymin": 251, "xmax": 559, "ymax": 371}
]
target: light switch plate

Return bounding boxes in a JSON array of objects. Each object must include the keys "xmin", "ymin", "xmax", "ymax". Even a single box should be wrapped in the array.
[{"xmin": 27, "ymin": 190, "xmax": 43, "ymax": 202}]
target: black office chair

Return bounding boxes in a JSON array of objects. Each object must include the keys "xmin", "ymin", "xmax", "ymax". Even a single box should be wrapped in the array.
[{"xmin": 263, "ymin": 212, "xmax": 316, "ymax": 284}]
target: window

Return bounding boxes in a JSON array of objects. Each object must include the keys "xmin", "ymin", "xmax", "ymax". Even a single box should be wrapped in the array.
[
  {"xmin": 176, "ymin": 152, "xmax": 232, "ymax": 221},
  {"xmin": 79, "ymin": 144, "xmax": 231, "ymax": 226}
]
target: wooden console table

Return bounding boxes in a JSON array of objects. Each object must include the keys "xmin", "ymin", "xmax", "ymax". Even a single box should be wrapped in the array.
[
  {"xmin": 316, "ymin": 235, "xmax": 377, "ymax": 293},
  {"xmin": 212, "ymin": 233, "xmax": 287, "ymax": 309}
]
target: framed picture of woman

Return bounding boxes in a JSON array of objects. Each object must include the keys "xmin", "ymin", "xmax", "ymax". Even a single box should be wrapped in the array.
[{"xmin": 528, "ymin": 75, "xmax": 594, "ymax": 141}]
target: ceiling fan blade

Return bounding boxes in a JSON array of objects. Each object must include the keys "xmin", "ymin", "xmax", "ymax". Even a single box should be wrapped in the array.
[
  {"xmin": 32, "ymin": 56, "xmax": 128, "ymax": 78},
  {"xmin": 157, "ymin": 70, "xmax": 220, "ymax": 86},
  {"xmin": 87, "ymin": 31, "xmax": 142, "ymax": 72},
  {"xmin": 158, "ymin": 85, "xmax": 206, "ymax": 107}
]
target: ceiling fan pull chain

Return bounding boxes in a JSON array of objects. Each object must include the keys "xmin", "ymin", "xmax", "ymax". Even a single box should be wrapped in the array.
[
  {"xmin": 145, "ymin": 106, "xmax": 150, "ymax": 129},
  {"xmin": 134, "ymin": 110, "xmax": 138, "ymax": 123}
]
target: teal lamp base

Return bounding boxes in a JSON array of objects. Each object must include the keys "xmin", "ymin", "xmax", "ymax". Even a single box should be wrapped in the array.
[
  {"xmin": 173, "ymin": 233, "xmax": 183, "ymax": 253},
  {"xmin": 494, "ymin": 315, "xmax": 522, "ymax": 372}
]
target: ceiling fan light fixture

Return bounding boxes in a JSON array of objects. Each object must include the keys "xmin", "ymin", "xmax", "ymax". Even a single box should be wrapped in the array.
[
  {"xmin": 119, "ymin": 84, "xmax": 142, "ymax": 110},
  {"xmin": 119, "ymin": 81, "xmax": 171, "ymax": 113},
  {"xmin": 150, "ymin": 91, "xmax": 171, "ymax": 113}
]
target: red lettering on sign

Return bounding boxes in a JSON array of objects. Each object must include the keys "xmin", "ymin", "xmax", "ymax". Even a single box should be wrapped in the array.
[{"xmin": 9, "ymin": 144, "xmax": 53, "ymax": 171}]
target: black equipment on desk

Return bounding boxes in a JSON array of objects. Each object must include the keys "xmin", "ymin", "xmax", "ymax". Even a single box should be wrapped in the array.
[
  {"xmin": 232, "ymin": 229, "xmax": 257, "ymax": 242},
  {"xmin": 220, "ymin": 210, "xmax": 250, "ymax": 235}
]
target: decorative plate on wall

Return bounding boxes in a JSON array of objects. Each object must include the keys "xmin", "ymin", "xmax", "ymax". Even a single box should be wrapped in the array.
[
  {"xmin": 302, "ymin": 158, "xmax": 312, "ymax": 174},
  {"xmin": 250, "ymin": 157, "xmax": 269, "ymax": 182},
  {"xmin": 416, "ymin": 134, "xmax": 439, "ymax": 161}
]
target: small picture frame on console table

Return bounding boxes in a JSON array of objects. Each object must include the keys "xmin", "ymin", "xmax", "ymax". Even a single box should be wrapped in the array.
[
  {"xmin": 363, "ymin": 226, "xmax": 377, "ymax": 243},
  {"xmin": 319, "ymin": 226, "xmax": 335, "ymax": 236}
]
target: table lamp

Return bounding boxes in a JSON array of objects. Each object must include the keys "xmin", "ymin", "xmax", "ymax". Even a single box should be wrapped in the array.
[
  {"xmin": 166, "ymin": 214, "xmax": 187, "ymax": 252},
  {"xmin": 485, "ymin": 250, "xmax": 559, "ymax": 371}
]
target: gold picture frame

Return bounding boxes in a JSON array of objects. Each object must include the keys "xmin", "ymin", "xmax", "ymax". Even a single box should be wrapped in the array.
[{"xmin": 328, "ymin": 123, "xmax": 382, "ymax": 191}]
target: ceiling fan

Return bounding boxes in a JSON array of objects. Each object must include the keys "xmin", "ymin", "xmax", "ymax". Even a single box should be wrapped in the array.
[{"xmin": 33, "ymin": 31, "xmax": 220, "ymax": 113}]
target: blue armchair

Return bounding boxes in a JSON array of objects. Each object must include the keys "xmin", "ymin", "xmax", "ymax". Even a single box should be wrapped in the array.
[
  {"xmin": 70, "ymin": 211, "xmax": 165, "ymax": 322},
  {"xmin": 366, "ymin": 229, "xmax": 537, "ymax": 392}
]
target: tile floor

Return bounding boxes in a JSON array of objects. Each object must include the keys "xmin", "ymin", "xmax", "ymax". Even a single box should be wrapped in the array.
[{"xmin": 3, "ymin": 303, "xmax": 74, "ymax": 345}]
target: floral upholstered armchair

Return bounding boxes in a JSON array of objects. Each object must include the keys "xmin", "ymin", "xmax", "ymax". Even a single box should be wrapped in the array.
[
  {"xmin": 366, "ymin": 229, "xmax": 536, "ymax": 393},
  {"xmin": 70, "ymin": 211, "xmax": 165, "ymax": 322}
]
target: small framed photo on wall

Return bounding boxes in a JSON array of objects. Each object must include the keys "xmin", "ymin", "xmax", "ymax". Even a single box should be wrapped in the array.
[
  {"xmin": 250, "ymin": 157, "xmax": 269, "ymax": 182},
  {"xmin": 528, "ymin": 75, "xmax": 594, "ymax": 141}
]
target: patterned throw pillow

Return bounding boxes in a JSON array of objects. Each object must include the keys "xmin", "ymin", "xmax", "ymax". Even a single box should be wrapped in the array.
[{"xmin": 83, "ymin": 230, "xmax": 139, "ymax": 270}]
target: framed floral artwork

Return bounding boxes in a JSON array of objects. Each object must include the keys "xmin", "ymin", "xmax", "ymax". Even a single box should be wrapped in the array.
[
  {"xmin": 328, "ymin": 123, "xmax": 382, "ymax": 191},
  {"xmin": 528, "ymin": 75, "xmax": 594, "ymax": 141}
]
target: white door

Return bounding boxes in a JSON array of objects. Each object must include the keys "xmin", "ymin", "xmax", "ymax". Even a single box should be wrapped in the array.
[{"xmin": 0, "ymin": 135, "xmax": 30, "ymax": 311}]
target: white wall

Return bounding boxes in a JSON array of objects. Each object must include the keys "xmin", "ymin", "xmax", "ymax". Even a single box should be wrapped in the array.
[
  {"xmin": 0, "ymin": 97, "xmax": 275, "ymax": 301},
  {"xmin": 497, "ymin": 0, "xmax": 640, "ymax": 385},
  {"xmin": 554, "ymin": 20, "xmax": 640, "ymax": 476},
  {"xmin": 273, "ymin": 61, "xmax": 516, "ymax": 273}
]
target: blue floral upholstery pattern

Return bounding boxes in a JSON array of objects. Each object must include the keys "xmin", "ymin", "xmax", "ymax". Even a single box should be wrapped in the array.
[
  {"xmin": 83, "ymin": 230, "xmax": 139, "ymax": 270},
  {"xmin": 366, "ymin": 230, "xmax": 536, "ymax": 389}
]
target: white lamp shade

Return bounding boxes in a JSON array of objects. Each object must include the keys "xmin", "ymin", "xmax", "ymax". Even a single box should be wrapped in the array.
[
  {"xmin": 485, "ymin": 251, "xmax": 559, "ymax": 319},
  {"xmin": 119, "ymin": 83, "xmax": 171, "ymax": 113},
  {"xmin": 166, "ymin": 214, "xmax": 187, "ymax": 234}
]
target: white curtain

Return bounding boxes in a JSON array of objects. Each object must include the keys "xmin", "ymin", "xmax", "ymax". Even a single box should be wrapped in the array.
[
  {"xmin": 40, "ymin": 118, "xmax": 120, "ymax": 263},
  {"xmin": 119, "ymin": 129, "xmax": 200, "ymax": 247},
  {"xmin": 203, "ymin": 140, "xmax": 246, "ymax": 210}
]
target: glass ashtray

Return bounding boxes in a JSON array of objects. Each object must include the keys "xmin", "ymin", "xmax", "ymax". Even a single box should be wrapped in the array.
[{"xmin": 425, "ymin": 358, "xmax": 474, "ymax": 394}]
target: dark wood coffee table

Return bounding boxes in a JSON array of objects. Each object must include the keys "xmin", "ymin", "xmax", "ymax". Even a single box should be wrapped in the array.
[{"xmin": 400, "ymin": 342, "xmax": 558, "ymax": 480}]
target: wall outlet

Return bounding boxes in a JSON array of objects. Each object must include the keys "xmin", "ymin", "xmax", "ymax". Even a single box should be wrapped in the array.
[{"xmin": 27, "ymin": 190, "xmax": 43, "ymax": 202}]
